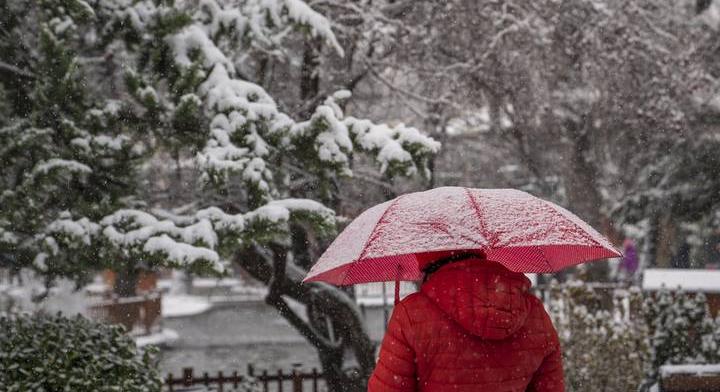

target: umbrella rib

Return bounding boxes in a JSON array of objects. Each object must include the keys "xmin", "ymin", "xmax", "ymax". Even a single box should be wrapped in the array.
[
  {"xmin": 463, "ymin": 188, "xmax": 495, "ymax": 247},
  {"xmin": 347, "ymin": 195, "xmax": 406, "ymax": 285}
]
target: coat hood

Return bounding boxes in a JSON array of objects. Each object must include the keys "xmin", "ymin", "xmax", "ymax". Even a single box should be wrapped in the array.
[{"xmin": 420, "ymin": 258, "xmax": 532, "ymax": 340}]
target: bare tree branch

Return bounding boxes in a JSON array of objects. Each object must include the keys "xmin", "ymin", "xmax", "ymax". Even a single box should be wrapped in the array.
[{"xmin": 0, "ymin": 60, "xmax": 34, "ymax": 79}]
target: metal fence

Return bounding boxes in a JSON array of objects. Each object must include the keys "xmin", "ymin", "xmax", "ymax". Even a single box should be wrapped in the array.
[{"xmin": 165, "ymin": 366, "xmax": 326, "ymax": 392}]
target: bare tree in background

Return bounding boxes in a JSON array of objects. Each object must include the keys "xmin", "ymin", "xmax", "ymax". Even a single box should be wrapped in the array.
[{"xmin": 358, "ymin": 0, "xmax": 712, "ymax": 278}]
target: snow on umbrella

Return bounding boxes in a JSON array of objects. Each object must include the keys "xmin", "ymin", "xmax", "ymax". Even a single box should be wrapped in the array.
[{"xmin": 303, "ymin": 187, "xmax": 621, "ymax": 288}]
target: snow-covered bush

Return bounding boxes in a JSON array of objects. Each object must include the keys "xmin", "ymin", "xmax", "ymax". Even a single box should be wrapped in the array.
[
  {"xmin": 547, "ymin": 282, "xmax": 720, "ymax": 392},
  {"xmin": 547, "ymin": 282, "xmax": 647, "ymax": 392},
  {"xmin": 0, "ymin": 313, "xmax": 161, "ymax": 392},
  {"xmin": 639, "ymin": 290, "xmax": 720, "ymax": 391}
]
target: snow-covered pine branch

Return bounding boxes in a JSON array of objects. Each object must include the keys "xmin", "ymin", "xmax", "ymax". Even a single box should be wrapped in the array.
[{"xmin": 0, "ymin": 0, "xmax": 438, "ymax": 297}]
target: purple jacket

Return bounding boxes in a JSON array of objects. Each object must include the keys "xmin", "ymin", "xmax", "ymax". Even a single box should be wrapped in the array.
[{"xmin": 619, "ymin": 240, "xmax": 638, "ymax": 275}]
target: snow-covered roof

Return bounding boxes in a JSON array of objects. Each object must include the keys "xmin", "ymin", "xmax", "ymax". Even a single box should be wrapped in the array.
[
  {"xmin": 661, "ymin": 364, "xmax": 720, "ymax": 377},
  {"xmin": 643, "ymin": 269, "xmax": 720, "ymax": 293}
]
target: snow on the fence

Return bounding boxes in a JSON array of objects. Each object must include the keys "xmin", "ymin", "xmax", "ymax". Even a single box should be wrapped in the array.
[
  {"xmin": 643, "ymin": 269, "xmax": 720, "ymax": 293},
  {"xmin": 162, "ymin": 295, "xmax": 212, "ymax": 317},
  {"xmin": 192, "ymin": 277, "xmax": 242, "ymax": 288},
  {"xmin": 660, "ymin": 364, "xmax": 720, "ymax": 377}
]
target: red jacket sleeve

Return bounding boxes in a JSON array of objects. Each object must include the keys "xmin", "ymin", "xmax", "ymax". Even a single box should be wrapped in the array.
[
  {"xmin": 368, "ymin": 302, "xmax": 417, "ymax": 392},
  {"xmin": 527, "ymin": 313, "xmax": 565, "ymax": 392}
]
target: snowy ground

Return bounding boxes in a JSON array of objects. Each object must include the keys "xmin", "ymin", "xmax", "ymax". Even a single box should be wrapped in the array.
[
  {"xmin": 158, "ymin": 302, "xmax": 391, "ymax": 375},
  {"xmin": 163, "ymin": 294, "xmax": 212, "ymax": 318},
  {"xmin": 135, "ymin": 328, "xmax": 180, "ymax": 348}
]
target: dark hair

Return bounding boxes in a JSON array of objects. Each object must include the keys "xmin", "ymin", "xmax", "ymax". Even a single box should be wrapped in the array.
[{"xmin": 422, "ymin": 251, "xmax": 486, "ymax": 282}]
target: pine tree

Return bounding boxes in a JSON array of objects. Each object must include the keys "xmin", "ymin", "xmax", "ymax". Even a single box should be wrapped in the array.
[
  {"xmin": 0, "ymin": 1, "xmax": 147, "ymax": 290},
  {"xmin": 1, "ymin": 1, "xmax": 439, "ymax": 389}
]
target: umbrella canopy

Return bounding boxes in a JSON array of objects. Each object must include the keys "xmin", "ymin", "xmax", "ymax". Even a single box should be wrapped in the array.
[{"xmin": 303, "ymin": 187, "xmax": 621, "ymax": 286}]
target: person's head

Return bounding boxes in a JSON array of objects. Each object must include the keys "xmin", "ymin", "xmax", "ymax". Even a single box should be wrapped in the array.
[
  {"xmin": 419, "ymin": 251, "xmax": 532, "ymax": 340},
  {"xmin": 421, "ymin": 251, "xmax": 487, "ymax": 283},
  {"xmin": 623, "ymin": 238, "xmax": 634, "ymax": 249}
]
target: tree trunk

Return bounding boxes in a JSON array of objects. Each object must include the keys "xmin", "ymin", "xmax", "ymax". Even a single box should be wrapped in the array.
[
  {"xmin": 113, "ymin": 261, "xmax": 139, "ymax": 297},
  {"xmin": 643, "ymin": 213, "xmax": 660, "ymax": 269},
  {"xmin": 424, "ymin": 102, "xmax": 447, "ymax": 189},
  {"xmin": 564, "ymin": 121, "xmax": 608, "ymax": 281},
  {"xmin": 234, "ymin": 245, "xmax": 375, "ymax": 391},
  {"xmin": 299, "ymin": 38, "xmax": 322, "ymax": 117}
]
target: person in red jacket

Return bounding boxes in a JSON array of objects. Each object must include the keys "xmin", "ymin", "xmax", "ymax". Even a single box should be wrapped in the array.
[{"xmin": 368, "ymin": 253, "xmax": 565, "ymax": 392}]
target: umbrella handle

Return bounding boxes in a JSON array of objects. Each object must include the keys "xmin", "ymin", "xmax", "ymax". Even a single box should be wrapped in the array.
[{"xmin": 394, "ymin": 265, "xmax": 402, "ymax": 306}]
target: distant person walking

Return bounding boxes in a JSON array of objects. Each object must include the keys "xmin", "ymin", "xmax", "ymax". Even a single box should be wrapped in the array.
[{"xmin": 618, "ymin": 238, "xmax": 638, "ymax": 280}]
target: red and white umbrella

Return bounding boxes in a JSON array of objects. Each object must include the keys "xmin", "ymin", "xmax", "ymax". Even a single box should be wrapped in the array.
[{"xmin": 304, "ymin": 187, "xmax": 621, "ymax": 288}]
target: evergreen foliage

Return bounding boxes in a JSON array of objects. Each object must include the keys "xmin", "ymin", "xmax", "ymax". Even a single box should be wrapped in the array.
[
  {"xmin": 640, "ymin": 290, "xmax": 720, "ymax": 390},
  {"xmin": 547, "ymin": 282, "xmax": 647, "ymax": 391},
  {"xmin": 547, "ymin": 282, "xmax": 720, "ymax": 392},
  {"xmin": 0, "ymin": 313, "xmax": 161, "ymax": 392},
  {"xmin": 0, "ymin": 0, "xmax": 438, "ymax": 292}
]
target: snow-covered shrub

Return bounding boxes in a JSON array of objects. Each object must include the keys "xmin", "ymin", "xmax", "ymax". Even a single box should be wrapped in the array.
[
  {"xmin": 547, "ymin": 282, "xmax": 647, "ymax": 392},
  {"xmin": 639, "ymin": 290, "xmax": 720, "ymax": 391},
  {"xmin": 0, "ymin": 313, "xmax": 161, "ymax": 392},
  {"xmin": 547, "ymin": 282, "xmax": 720, "ymax": 392}
]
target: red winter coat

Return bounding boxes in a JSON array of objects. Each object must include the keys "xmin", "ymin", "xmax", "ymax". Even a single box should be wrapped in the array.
[{"xmin": 368, "ymin": 259, "xmax": 564, "ymax": 392}]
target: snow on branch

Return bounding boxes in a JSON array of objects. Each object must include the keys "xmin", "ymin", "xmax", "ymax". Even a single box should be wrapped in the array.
[
  {"xmin": 101, "ymin": 209, "xmax": 219, "ymax": 249},
  {"xmin": 261, "ymin": 0, "xmax": 344, "ymax": 56},
  {"xmin": 95, "ymin": 199, "xmax": 335, "ymax": 273},
  {"xmin": 167, "ymin": 24, "xmax": 235, "ymax": 71},
  {"xmin": 143, "ymin": 234, "xmax": 223, "ymax": 271},
  {"xmin": 346, "ymin": 117, "xmax": 440, "ymax": 176},
  {"xmin": 46, "ymin": 214, "xmax": 101, "ymax": 247},
  {"xmin": 291, "ymin": 91, "xmax": 440, "ymax": 176},
  {"xmin": 30, "ymin": 159, "xmax": 92, "ymax": 180}
]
